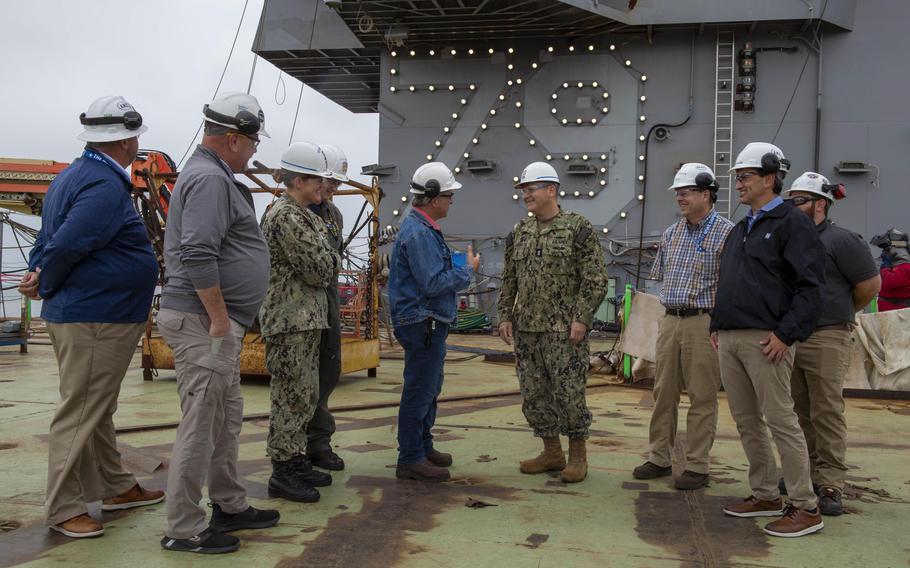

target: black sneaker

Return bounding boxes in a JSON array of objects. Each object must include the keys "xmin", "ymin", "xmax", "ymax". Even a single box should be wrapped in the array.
[
  {"xmin": 308, "ymin": 448, "xmax": 345, "ymax": 471},
  {"xmin": 292, "ymin": 455, "xmax": 332, "ymax": 487},
  {"xmin": 778, "ymin": 478, "xmax": 820, "ymax": 496},
  {"xmin": 160, "ymin": 527, "xmax": 239, "ymax": 554},
  {"xmin": 269, "ymin": 459, "xmax": 320, "ymax": 503},
  {"xmin": 209, "ymin": 504, "xmax": 280, "ymax": 532},
  {"xmin": 633, "ymin": 461, "xmax": 672, "ymax": 480},
  {"xmin": 818, "ymin": 487, "xmax": 844, "ymax": 516}
]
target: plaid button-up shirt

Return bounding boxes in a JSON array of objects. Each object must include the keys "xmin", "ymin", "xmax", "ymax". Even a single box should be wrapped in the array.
[{"xmin": 650, "ymin": 209, "xmax": 735, "ymax": 310}]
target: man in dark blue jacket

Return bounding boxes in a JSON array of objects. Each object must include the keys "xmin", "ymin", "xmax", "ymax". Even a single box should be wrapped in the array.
[
  {"xmin": 19, "ymin": 96, "xmax": 163, "ymax": 539},
  {"xmin": 389, "ymin": 162, "xmax": 479, "ymax": 482},
  {"xmin": 710, "ymin": 142, "xmax": 826, "ymax": 538}
]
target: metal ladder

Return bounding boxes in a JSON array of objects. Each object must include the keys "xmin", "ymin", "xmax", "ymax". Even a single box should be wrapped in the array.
[{"xmin": 713, "ymin": 29, "xmax": 735, "ymax": 218}]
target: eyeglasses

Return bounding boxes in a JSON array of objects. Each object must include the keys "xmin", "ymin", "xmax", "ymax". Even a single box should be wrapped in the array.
[
  {"xmin": 520, "ymin": 183, "xmax": 550, "ymax": 194},
  {"xmin": 785, "ymin": 196, "xmax": 818, "ymax": 206},
  {"xmin": 227, "ymin": 131, "xmax": 260, "ymax": 149},
  {"xmin": 675, "ymin": 189, "xmax": 708, "ymax": 199},
  {"xmin": 734, "ymin": 171, "xmax": 760, "ymax": 183}
]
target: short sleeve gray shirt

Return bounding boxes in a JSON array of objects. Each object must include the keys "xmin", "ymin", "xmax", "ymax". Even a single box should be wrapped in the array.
[{"xmin": 817, "ymin": 220, "xmax": 878, "ymax": 326}]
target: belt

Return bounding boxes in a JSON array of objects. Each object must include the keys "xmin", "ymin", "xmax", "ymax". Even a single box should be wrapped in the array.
[
  {"xmin": 815, "ymin": 322, "xmax": 852, "ymax": 332},
  {"xmin": 665, "ymin": 307, "xmax": 709, "ymax": 317}
]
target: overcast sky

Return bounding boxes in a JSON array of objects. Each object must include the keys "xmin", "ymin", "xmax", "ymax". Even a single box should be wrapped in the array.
[{"xmin": 0, "ymin": 0, "xmax": 379, "ymax": 312}]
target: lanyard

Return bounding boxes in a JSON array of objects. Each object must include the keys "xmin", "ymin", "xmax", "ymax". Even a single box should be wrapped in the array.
[
  {"xmin": 82, "ymin": 148, "xmax": 132, "ymax": 185},
  {"xmin": 689, "ymin": 211, "xmax": 718, "ymax": 253}
]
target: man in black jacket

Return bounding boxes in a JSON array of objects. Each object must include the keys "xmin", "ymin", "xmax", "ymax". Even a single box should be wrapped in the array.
[{"xmin": 710, "ymin": 142, "xmax": 826, "ymax": 538}]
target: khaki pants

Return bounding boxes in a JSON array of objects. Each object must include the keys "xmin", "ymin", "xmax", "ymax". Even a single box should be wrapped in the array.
[
  {"xmin": 648, "ymin": 313, "xmax": 721, "ymax": 474},
  {"xmin": 717, "ymin": 329, "xmax": 818, "ymax": 510},
  {"xmin": 791, "ymin": 329, "xmax": 852, "ymax": 491},
  {"xmin": 157, "ymin": 309, "xmax": 248, "ymax": 539},
  {"xmin": 44, "ymin": 322, "xmax": 144, "ymax": 526}
]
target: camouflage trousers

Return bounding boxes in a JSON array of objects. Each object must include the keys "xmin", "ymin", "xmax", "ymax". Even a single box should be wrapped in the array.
[
  {"xmin": 265, "ymin": 330, "xmax": 321, "ymax": 462},
  {"xmin": 514, "ymin": 331, "xmax": 592, "ymax": 439}
]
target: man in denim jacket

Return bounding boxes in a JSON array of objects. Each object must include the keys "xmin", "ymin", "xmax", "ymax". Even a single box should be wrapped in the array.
[{"xmin": 389, "ymin": 162, "xmax": 479, "ymax": 482}]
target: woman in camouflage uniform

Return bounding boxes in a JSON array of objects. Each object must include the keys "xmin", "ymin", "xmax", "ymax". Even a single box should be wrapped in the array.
[{"xmin": 259, "ymin": 142, "xmax": 340, "ymax": 503}]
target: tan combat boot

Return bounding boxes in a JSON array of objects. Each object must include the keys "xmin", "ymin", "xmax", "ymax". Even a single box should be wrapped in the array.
[
  {"xmin": 520, "ymin": 436, "xmax": 566, "ymax": 474},
  {"xmin": 560, "ymin": 438, "xmax": 588, "ymax": 483}
]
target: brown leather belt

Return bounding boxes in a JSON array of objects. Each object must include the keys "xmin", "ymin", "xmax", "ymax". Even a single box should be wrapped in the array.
[
  {"xmin": 815, "ymin": 323, "xmax": 852, "ymax": 332},
  {"xmin": 665, "ymin": 308, "xmax": 709, "ymax": 317}
]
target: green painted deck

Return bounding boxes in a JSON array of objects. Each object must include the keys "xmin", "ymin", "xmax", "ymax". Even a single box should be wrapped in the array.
[{"xmin": 1, "ymin": 337, "xmax": 909, "ymax": 567}]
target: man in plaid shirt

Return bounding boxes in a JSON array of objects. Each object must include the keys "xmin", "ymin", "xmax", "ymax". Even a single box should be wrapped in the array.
[{"xmin": 632, "ymin": 163, "xmax": 734, "ymax": 490}]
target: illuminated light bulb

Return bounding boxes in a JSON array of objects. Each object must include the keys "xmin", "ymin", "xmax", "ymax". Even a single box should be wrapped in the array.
[
  {"xmin": 451, "ymin": 112, "xmax": 458, "ymax": 119},
  {"xmin": 592, "ymin": 81, "xmax": 599, "ymax": 88},
  {"xmin": 639, "ymin": 115, "xmax": 647, "ymax": 122},
  {"xmin": 513, "ymin": 176, "xmax": 521, "ymax": 183},
  {"xmin": 461, "ymin": 98, "xmax": 467, "ymax": 105},
  {"xmin": 448, "ymin": 84, "xmax": 455, "ymax": 91},
  {"xmin": 499, "ymin": 94, "xmax": 506, "ymax": 101},
  {"xmin": 444, "ymin": 127, "xmax": 450, "ymax": 133},
  {"xmin": 472, "ymin": 138, "xmax": 479, "ymax": 144},
  {"xmin": 386, "ymin": 225, "xmax": 392, "ymax": 231},
  {"xmin": 450, "ymin": 49, "xmax": 457, "ymax": 56},
  {"xmin": 488, "ymin": 48, "xmax": 494, "ymax": 55},
  {"xmin": 390, "ymin": 68, "xmax": 397, "ymax": 75},
  {"xmin": 409, "ymin": 50, "xmax": 416, "ymax": 56},
  {"xmin": 582, "ymin": 154, "xmax": 589, "ymax": 160},
  {"xmin": 546, "ymin": 154, "xmax": 553, "ymax": 160},
  {"xmin": 560, "ymin": 190, "xmax": 566, "ymax": 196},
  {"xmin": 564, "ymin": 154, "xmax": 570, "ymax": 160},
  {"xmin": 429, "ymin": 85, "xmax": 436, "ymax": 91},
  {"xmin": 552, "ymin": 93, "xmax": 558, "ymax": 100},
  {"xmin": 515, "ymin": 101, "xmax": 522, "ymax": 108},
  {"xmin": 640, "ymin": 95, "xmax": 647, "ymax": 102},
  {"xmin": 435, "ymin": 140, "xmax": 442, "ymax": 147},
  {"xmin": 469, "ymin": 84, "xmax": 476, "ymax": 90},
  {"xmin": 490, "ymin": 109, "xmax": 497, "ymax": 115},
  {"xmin": 600, "ymin": 154, "xmax": 607, "ymax": 160},
  {"xmin": 514, "ymin": 122, "xmax": 521, "ymax": 128},
  {"xmin": 390, "ymin": 86, "xmax": 397, "ymax": 92},
  {"xmin": 551, "ymin": 108, "xmax": 558, "ymax": 114},
  {"xmin": 426, "ymin": 154, "xmax": 433, "ymax": 160},
  {"xmin": 561, "ymin": 118, "xmax": 568, "ymax": 124},
  {"xmin": 468, "ymin": 48, "xmax": 475, "ymax": 55},
  {"xmin": 507, "ymin": 80, "xmax": 514, "ymax": 86},
  {"xmin": 391, "ymin": 51, "xmax": 397, "ymax": 57},
  {"xmin": 508, "ymin": 47, "xmax": 515, "ymax": 54},
  {"xmin": 454, "ymin": 167, "xmax": 461, "ymax": 173},
  {"xmin": 529, "ymin": 139, "xmax": 536, "ymax": 146},
  {"xmin": 481, "ymin": 123, "xmax": 488, "ymax": 129},
  {"xmin": 588, "ymin": 190, "xmax": 595, "ymax": 196},
  {"xmin": 516, "ymin": 78, "xmax": 522, "ymax": 85},
  {"xmin": 393, "ymin": 209, "xmax": 400, "ymax": 216},
  {"xmin": 528, "ymin": 212, "xmax": 533, "ymax": 217},
  {"xmin": 637, "ymin": 194, "xmax": 645, "ymax": 201},
  {"xmin": 638, "ymin": 174, "xmax": 645, "ymax": 181},
  {"xmin": 602, "ymin": 107, "xmax": 609, "ymax": 113},
  {"xmin": 603, "ymin": 92, "xmax": 610, "ymax": 99},
  {"xmin": 429, "ymin": 50, "xmax": 436, "ymax": 56},
  {"xmin": 400, "ymin": 195, "xmax": 407, "ymax": 202},
  {"xmin": 639, "ymin": 155, "xmax": 645, "ymax": 161},
  {"xmin": 508, "ymin": 63, "xmax": 514, "ymax": 70},
  {"xmin": 547, "ymin": 46, "xmax": 554, "ymax": 53},
  {"xmin": 574, "ymin": 190, "xmax": 580, "ymax": 196},
  {"xmin": 577, "ymin": 82, "xmax": 584, "ymax": 88},
  {"xmin": 569, "ymin": 45, "xmax": 575, "ymax": 52},
  {"xmin": 563, "ymin": 82, "xmax": 569, "ymax": 88},
  {"xmin": 513, "ymin": 194, "xmax": 519, "ymax": 200},
  {"xmin": 600, "ymin": 179, "xmax": 607, "ymax": 186},
  {"xmin": 600, "ymin": 167, "xmax": 607, "ymax": 173},
  {"xmin": 602, "ymin": 227, "xmax": 609, "ymax": 234},
  {"xmin": 576, "ymin": 118, "xmax": 583, "ymax": 124},
  {"xmin": 463, "ymin": 152, "xmax": 470, "ymax": 158},
  {"xmin": 639, "ymin": 134, "xmax": 646, "ymax": 141},
  {"xmin": 591, "ymin": 118, "xmax": 597, "ymax": 124},
  {"xmin": 625, "ymin": 59, "xmax": 632, "ymax": 66},
  {"xmin": 641, "ymin": 74, "xmax": 648, "ymax": 81},
  {"xmin": 409, "ymin": 85, "xmax": 416, "ymax": 92},
  {"xmin": 620, "ymin": 211, "xmax": 627, "ymax": 218},
  {"xmin": 531, "ymin": 62, "xmax": 538, "ymax": 69},
  {"xmin": 588, "ymin": 45, "xmax": 595, "ymax": 51},
  {"xmin": 609, "ymin": 44, "xmax": 616, "ymax": 51}
]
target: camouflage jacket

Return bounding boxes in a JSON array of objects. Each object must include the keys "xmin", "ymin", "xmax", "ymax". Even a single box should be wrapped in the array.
[
  {"xmin": 497, "ymin": 209, "xmax": 608, "ymax": 332},
  {"xmin": 259, "ymin": 195, "xmax": 339, "ymax": 337}
]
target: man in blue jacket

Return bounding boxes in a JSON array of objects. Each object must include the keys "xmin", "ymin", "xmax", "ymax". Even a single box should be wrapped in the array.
[
  {"xmin": 389, "ymin": 162, "xmax": 479, "ymax": 482},
  {"xmin": 710, "ymin": 142, "xmax": 826, "ymax": 538},
  {"xmin": 19, "ymin": 96, "xmax": 163, "ymax": 538}
]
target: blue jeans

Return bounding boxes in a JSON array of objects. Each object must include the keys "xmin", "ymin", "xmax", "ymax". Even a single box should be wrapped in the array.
[{"xmin": 394, "ymin": 319, "xmax": 448, "ymax": 464}]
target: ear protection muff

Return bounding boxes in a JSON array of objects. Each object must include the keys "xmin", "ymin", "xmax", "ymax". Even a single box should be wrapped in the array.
[
  {"xmin": 202, "ymin": 104, "xmax": 262, "ymax": 135},
  {"xmin": 822, "ymin": 183, "xmax": 847, "ymax": 200},
  {"xmin": 80, "ymin": 110, "xmax": 143, "ymax": 130},
  {"xmin": 694, "ymin": 172, "xmax": 719, "ymax": 191},
  {"xmin": 410, "ymin": 178, "xmax": 441, "ymax": 198},
  {"xmin": 760, "ymin": 152, "xmax": 791, "ymax": 176}
]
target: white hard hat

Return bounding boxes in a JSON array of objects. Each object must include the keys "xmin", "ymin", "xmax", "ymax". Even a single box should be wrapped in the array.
[
  {"xmin": 783, "ymin": 172, "xmax": 837, "ymax": 203},
  {"xmin": 203, "ymin": 92, "xmax": 270, "ymax": 138},
  {"xmin": 410, "ymin": 162, "xmax": 461, "ymax": 195},
  {"xmin": 730, "ymin": 142, "xmax": 790, "ymax": 174},
  {"xmin": 515, "ymin": 162, "xmax": 560, "ymax": 188},
  {"xmin": 669, "ymin": 163, "xmax": 717, "ymax": 191},
  {"xmin": 280, "ymin": 142, "xmax": 331, "ymax": 178},
  {"xmin": 77, "ymin": 95, "xmax": 148, "ymax": 143},
  {"xmin": 320, "ymin": 143, "xmax": 349, "ymax": 182}
]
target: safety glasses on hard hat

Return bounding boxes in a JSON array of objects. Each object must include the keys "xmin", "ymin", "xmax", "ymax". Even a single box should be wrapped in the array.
[{"xmin": 227, "ymin": 131, "xmax": 260, "ymax": 149}]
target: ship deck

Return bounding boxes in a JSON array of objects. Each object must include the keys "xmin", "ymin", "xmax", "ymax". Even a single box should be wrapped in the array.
[{"xmin": 1, "ymin": 335, "xmax": 908, "ymax": 568}]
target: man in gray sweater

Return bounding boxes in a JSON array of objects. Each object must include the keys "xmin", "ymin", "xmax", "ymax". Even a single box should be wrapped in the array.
[{"xmin": 158, "ymin": 92, "xmax": 277, "ymax": 555}]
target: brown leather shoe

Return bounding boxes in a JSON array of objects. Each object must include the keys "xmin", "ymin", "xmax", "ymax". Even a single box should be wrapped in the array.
[
  {"xmin": 723, "ymin": 495, "xmax": 785, "ymax": 518},
  {"xmin": 396, "ymin": 460, "xmax": 451, "ymax": 482},
  {"xmin": 426, "ymin": 448, "xmax": 453, "ymax": 467},
  {"xmin": 763, "ymin": 505, "xmax": 824, "ymax": 537},
  {"xmin": 50, "ymin": 514, "xmax": 104, "ymax": 538},
  {"xmin": 102, "ymin": 483, "xmax": 165, "ymax": 511}
]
